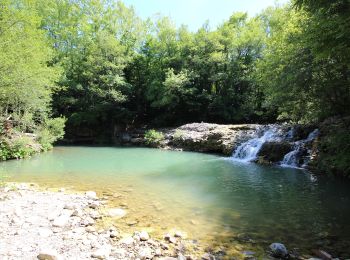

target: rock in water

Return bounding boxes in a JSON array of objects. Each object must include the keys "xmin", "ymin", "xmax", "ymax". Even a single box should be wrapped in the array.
[
  {"xmin": 269, "ymin": 243, "xmax": 288, "ymax": 258},
  {"xmin": 85, "ymin": 191, "xmax": 97, "ymax": 199},
  {"xmin": 107, "ymin": 208, "xmax": 126, "ymax": 218},
  {"xmin": 311, "ymin": 249, "xmax": 332, "ymax": 260},
  {"xmin": 139, "ymin": 231, "xmax": 150, "ymax": 241}
]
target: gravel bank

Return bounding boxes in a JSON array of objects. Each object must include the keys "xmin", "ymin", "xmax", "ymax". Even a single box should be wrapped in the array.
[{"xmin": 0, "ymin": 183, "xmax": 205, "ymax": 260}]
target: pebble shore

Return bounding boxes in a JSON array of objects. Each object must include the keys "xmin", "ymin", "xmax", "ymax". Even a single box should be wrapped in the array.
[{"xmin": 0, "ymin": 183, "xmax": 210, "ymax": 260}]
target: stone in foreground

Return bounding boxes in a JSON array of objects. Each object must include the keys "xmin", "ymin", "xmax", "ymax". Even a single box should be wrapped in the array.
[{"xmin": 269, "ymin": 243, "xmax": 288, "ymax": 258}]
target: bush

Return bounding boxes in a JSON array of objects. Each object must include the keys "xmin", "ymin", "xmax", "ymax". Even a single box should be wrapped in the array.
[
  {"xmin": 144, "ymin": 129, "xmax": 164, "ymax": 146},
  {"xmin": 0, "ymin": 136, "xmax": 36, "ymax": 160},
  {"xmin": 173, "ymin": 129, "xmax": 184, "ymax": 141},
  {"xmin": 37, "ymin": 117, "xmax": 66, "ymax": 151},
  {"xmin": 316, "ymin": 117, "xmax": 350, "ymax": 177}
]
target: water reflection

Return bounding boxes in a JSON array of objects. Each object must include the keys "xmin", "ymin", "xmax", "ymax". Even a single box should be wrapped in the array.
[{"xmin": 1, "ymin": 146, "xmax": 349, "ymax": 257}]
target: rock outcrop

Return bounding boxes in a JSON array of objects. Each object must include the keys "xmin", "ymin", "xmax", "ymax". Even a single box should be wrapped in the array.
[
  {"xmin": 257, "ymin": 141, "xmax": 293, "ymax": 163},
  {"xmin": 118, "ymin": 122, "xmax": 320, "ymax": 169},
  {"xmin": 121, "ymin": 123, "xmax": 260, "ymax": 156}
]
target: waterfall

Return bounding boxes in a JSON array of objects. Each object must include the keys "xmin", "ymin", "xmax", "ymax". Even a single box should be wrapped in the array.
[
  {"xmin": 280, "ymin": 129, "xmax": 319, "ymax": 168},
  {"xmin": 231, "ymin": 125, "xmax": 319, "ymax": 168},
  {"xmin": 232, "ymin": 125, "xmax": 284, "ymax": 162}
]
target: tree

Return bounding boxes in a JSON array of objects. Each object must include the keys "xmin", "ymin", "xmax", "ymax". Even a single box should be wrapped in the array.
[{"xmin": 0, "ymin": 0, "xmax": 60, "ymax": 130}]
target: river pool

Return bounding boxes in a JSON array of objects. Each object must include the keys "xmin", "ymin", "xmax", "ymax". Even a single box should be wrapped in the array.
[{"xmin": 1, "ymin": 146, "xmax": 349, "ymax": 258}]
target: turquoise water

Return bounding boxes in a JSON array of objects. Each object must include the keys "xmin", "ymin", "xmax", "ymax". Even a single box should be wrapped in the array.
[{"xmin": 1, "ymin": 146, "xmax": 350, "ymax": 257}]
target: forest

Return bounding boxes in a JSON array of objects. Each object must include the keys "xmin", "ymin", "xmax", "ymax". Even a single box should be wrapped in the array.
[{"xmin": 0, "ymin": 0, "xmax": 349, "ymax": 174}]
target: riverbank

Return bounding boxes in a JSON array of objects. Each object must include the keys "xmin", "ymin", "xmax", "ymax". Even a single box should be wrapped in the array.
[
  {"xmin": 0, "ymin": 183, "xmax": 203, "ymax": 260},
  {"xmin": 0, "ymin": 181, "xmax": 343, "ymax": 260}
]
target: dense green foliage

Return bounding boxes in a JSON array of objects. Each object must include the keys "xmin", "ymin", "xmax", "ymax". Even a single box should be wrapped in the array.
[
  {"xmin": 0, "ymin": 0, "xmax": 65, "ymax": 158},
  {"xmin": 0, "ymin": 0, "xmax": 349, "ymax": 173},
  {"xmin": 144, "ymin": 129, "xmax": 165, "ymax": 147}
]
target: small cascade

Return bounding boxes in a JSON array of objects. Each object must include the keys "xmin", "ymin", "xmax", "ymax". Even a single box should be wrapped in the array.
[
  {"xmin": 231, "ymin": 125, "xmax": 319, "ymax": 169},
  {"xmin": 232, "ymin": 125, "xmax": 284, "ymax": 162},
  {"xmin": 280, "ymin": 129, "xmax": 319, "ymax": 168}
]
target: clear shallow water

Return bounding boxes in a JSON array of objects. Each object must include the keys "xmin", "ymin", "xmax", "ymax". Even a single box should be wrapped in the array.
[{"xmin": 1, "ymin": 146, "xmax": 350, "ymax": 257}]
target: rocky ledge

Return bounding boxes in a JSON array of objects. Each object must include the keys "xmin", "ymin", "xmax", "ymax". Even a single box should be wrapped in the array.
[
  {"xmin": 119, "ymin": 123, "xmax": 261, "ymax": 156},
  {"xmin": 0, "ymin": 183, "xmax": 207, "ymax": 260},
  {"xmin": 118, "ymin": 122, "xmax": 320, "ymax": 169}
]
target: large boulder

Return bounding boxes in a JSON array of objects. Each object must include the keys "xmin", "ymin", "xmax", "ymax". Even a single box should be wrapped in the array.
[{"xmin": 257, "ymin": 142, "xmax": 292, "ymax": 163}]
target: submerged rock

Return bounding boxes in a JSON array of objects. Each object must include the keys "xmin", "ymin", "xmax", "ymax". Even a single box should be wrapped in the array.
[
  {"xmin": 269, "ymin": 243, "xmax": 288, "ymax": 258},
  {"xmin": 311, "ymin": 249, "xmax": 332, "ymax": 260},
  {"xmin": 85, "ymin": 191, "xmax": 97, "ymax": 199},
  {"xmin": 107, "ymin": 208, "xmax": 126, "ymax": 218}
]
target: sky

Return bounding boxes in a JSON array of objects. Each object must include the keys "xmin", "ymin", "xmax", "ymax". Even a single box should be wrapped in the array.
[{"xmin": 122, "ymin": 0, "xmax": 290, "ymax": 31}]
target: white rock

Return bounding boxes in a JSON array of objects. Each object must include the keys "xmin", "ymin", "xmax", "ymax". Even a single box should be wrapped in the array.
[
  {"xmin": 63, "ymin": 204, "xmax": 74, "ymax": 210},
  {"xmin": 89, "ymin": 201, "xmax": 100, "ymax": 209},
  {"xmin": 81, "ymin": 216, "xmax": 95, "ymax": 226},
  {"xmin": 61, "ymin": 209, "xmax": 74, "ymax": 217},
  {"xmin": 107, "ymin": 208, "xmax": 126, "ymax": 218},
  {"xmin": 86, "ymin": 226, "xmax": 96, "ymax": 233},
  {"xmin": 38, "ymin": 228, "xmax": 53, "ymax": 238},
  {"xmin": 52, "ymin": 215, "xmax": 69, "ymax": 227},
  {"xmin": 139, "ymin": 231, "xmax": 150, "ymax": 241},
  {"xmin": 91, "ymin": 245, "xmax": 111, "ymax": 259},
  {"xmin": 138, "ymin": 247, "xmax": 153, "ymax": 259},
  {"xmin": 85, "ymin": 191, "xmax": 97, "ymax": 199},
  {"xmin": 90, "ymin": 211, "xmax": 100, "ymax": 219},
  {"xmin": 110, "ymin": 230, "xmax": 118, "ymax": 238},
  {"xmin": 155, "ymin": 248, "xmax": 162, "ymax": 256},
  {"xmin": 48, "ymin": 210, "xmax": 61, "ymax": 221},
  {"xmin": 119, "ymin": 236, "xmax": 134, "ymax": 245}
]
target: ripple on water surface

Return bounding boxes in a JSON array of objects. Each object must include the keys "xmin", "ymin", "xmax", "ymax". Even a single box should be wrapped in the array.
[{"xmin": 1, "ymin": 146, "xmax": 350, "ymax": 258}]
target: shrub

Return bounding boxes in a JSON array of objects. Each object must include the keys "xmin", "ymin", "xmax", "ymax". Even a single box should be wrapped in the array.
[
  {"xmin": 0, "ymin": 136, "xmax": 36, "ymax": 160},
  {"xmin": 37, "ymin": 117, "xmax": 66, "ymax": 151},
  {"xmin": 144, "ymin": 129, "xmax": 164, "ymax": 146},
  {"xmin": 173, "ymin": 129, "xmax": 184, "ymax": 141}
]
